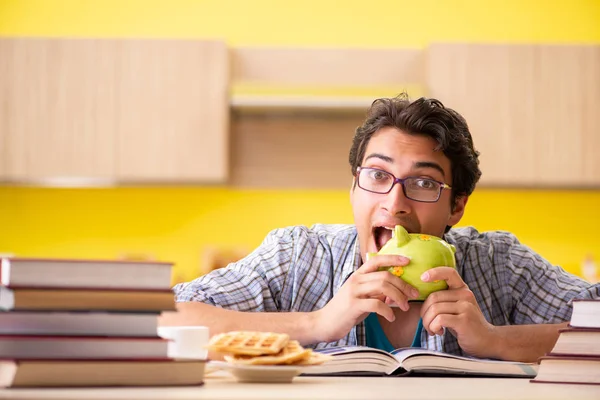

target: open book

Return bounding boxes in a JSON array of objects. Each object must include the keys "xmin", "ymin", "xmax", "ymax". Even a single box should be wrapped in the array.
[{"xmin": 302, "ymin": 346, "xmax": 538, "ymax": 378}]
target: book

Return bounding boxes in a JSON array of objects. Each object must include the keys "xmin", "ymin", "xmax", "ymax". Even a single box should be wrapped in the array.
[
  {"xmin": 550, "ymin": 327, "xmax": 600, "ymax": 357},
  {"xmin": 302, "ymin": 346, "xmax": 538, "ymax": 378},
  {"xmin": 531, "ymin": 355, "xmax": 600, "ymax": 385},
  {"xmin": 0, "ymin": 286, "xmax": 176, "ymax": 312},
  {"xmin": 0, "ymin": 359, "xmax": 206, "ymax": 387},
  {"xmin": 0, "ymin": 335, "xmax": 168, "ymax": 359},
  {"xmin": 0, "ymin": 257, "xmax": 173, "ymax": 290},
  {"xmin": 0, "ymin": 311, "xmax": 159, "ymax": 337},
  {"xmin": 571, "ymin": 299, "xmax": 600, "ymax": 328},
  {"xmin": 530, "ymin": 304, "xmax": 600, "ymax": 386}
]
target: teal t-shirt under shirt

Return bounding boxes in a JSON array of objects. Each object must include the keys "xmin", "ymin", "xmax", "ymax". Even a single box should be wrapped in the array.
[{"xmin": 364, "ymin": 312, "xmax": 424, "ymax": 351}]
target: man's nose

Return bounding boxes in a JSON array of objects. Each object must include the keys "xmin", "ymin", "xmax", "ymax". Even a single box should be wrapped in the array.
[{"xmin": 382, "ymin": 182, "xmax": 412, "ymax": 215}]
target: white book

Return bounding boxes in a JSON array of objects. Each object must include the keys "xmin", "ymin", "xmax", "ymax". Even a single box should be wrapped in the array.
[{"xmin": 571, "ymin": 299, "xmax": 600, "ymax": 329}]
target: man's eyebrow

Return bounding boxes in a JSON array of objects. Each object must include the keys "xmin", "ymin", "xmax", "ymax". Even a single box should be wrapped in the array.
[
  {"xmin": 364, "ymin": 153, "xmax": 394, "ymax": 163},
  {"xmin": 413, "ymin": 161, "xmax": 446, "ymax": 178}
]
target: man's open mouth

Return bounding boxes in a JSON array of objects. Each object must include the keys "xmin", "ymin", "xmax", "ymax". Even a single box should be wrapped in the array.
[
  {"xmin": 373, "ymin": 226, "xmax": 394, "ymax": 251},
  {"xmin": 373, "ymin": 224, "xmax": 417, "ymax": 251}
]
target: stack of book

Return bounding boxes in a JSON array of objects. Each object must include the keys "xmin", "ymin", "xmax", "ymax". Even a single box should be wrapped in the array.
[
  {"xmin": 532, "ymin": 299, "xmax": 600, "ymax": 385},
  {"xmin": 0, "ymin": 257, "xmax": 205, "ymax": 388}
]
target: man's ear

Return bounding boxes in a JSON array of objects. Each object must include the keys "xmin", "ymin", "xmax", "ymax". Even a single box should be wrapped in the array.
[
  {"xmin": 349, "ymin": 177, "xmax": 357, "ymax": 205},
  {"xmin": 448, "ymin": 195, "xmax": 468, "ymax": 227}
]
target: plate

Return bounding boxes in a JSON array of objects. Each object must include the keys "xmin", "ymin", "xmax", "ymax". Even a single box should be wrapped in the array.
[{"xmin": 208, "ymin": 361, "xmax": 305, "ymax": 383}]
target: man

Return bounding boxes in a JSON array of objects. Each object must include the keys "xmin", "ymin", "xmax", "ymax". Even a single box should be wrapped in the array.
[{"xmin": 163, "ymin": 95, "xmax": 599, "ymax": 362}]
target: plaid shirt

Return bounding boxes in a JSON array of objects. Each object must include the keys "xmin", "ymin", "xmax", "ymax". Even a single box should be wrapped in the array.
[{"xmin": 174, "ymin": 224, "xmax": 600, "ymax": 355}]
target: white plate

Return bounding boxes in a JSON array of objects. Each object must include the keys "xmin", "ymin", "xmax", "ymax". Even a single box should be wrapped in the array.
[{"xmin": 208, "ymin": 361, "xmax": 305, "ymax": 383}]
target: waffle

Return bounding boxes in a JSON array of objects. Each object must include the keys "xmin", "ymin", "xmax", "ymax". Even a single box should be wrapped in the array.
[
  {"xmin": 295, "ymin": 351, "xmax": 333, "ymax": 365},
  {"xmin": 206, "ymin": 331, "xmax": 289, "ymax": 356},
  {"xmin": 224, "ymin": 340, "xmax": 312, "ymax": 365}
]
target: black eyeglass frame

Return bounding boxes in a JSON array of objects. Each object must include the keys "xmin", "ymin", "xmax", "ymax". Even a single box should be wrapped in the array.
[{"xmin": 356, "ymin": 166, "xmax": 452, "ymax": 203}]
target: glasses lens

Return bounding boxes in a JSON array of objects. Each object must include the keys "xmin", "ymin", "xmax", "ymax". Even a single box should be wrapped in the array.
[
  {"xmin": 404, "ymin": 178, "xmax": 441, "ymax": 202},
  {"xmin": 359, "ymin": 168, "xmax": 393, "ymax": 193}
]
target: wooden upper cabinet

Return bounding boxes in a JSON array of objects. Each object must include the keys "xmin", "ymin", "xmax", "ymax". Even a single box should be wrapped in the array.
[
  {"xmin": 0, "ymin": 39, "xmax": 118, "ymax": 182},
  {"xmin": 0, "ymin": 100, "xmax": 5, "ymax": 181},
  {"xmin": 534, "ymin": 46, "xmax": 600, "ymax": 186},
  {"xmin": 229, "ymin": 47, "xmax": 426, "ymax": 189},
  {"xmin": 0, "ymin": 38, "xmax": 229, "ymax": 184},
  {"xmin": 230, "ymin": 111, "xmax": 362, "ymax": 188},
  {"xmin": 427, "ymin": 43, "xmax": 600, "ymax": 187},
  {"xmin": 115, "ymin": 40, "xmax": 229, "ymax": 183}
]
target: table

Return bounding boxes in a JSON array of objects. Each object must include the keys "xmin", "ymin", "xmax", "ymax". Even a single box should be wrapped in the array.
[{"xmin": 0, "ymin": 373, "xmax": 598, "ymax": 400}]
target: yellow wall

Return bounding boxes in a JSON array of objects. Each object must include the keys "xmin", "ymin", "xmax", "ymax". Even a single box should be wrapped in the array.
[
  {"xmin": 1, "ymin": 0, "xmax": 599, "ymax": 281},
  {"xmin": 1, "ymin": 186, "xmax": 599, "ymax": 282},
  {"xmin": 1, "ymin": 0, "xmax": 599, "ymax": 46}
]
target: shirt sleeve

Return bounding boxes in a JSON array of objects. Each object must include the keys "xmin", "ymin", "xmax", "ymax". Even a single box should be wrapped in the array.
[
  {"xmin": 172, "ymin": 227, "xmax": 296, "ymax": 312},
  {"xmin": 501, "ymin": 233, "xmax": 600, "ymax": 324}
]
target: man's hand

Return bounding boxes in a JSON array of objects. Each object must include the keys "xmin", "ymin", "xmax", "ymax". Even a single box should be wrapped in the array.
[
  {"xmin": 420, "ymin": 267, "xmax": 496, "ymax": 358},
  {"xmin": 420, "ymin": 266, "xmax": 567, "ymax": 362},
  {"xmin": 314, "ymin": 255, "xmax": 420, "ymax": 343}
]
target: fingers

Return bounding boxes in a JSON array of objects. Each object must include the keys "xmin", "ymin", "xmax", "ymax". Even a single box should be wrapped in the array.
[
  {"xmin": 421, "ymin": 285, "xmax": 476, "ymax": 312},
  {"xmin": 421, "ymin": 266, "xmax": 466, "ymax": 290},
  {"xmin": 355, "ymin": 279, "xmax": 411, "ymax": 311},
  {"xmin": 421, "ymin": 282, "xmax": 477, "ymax": 330},
  {"xmin": 349, "ymin": 254, "xmax": 416, "ymax": 313},
  {"xmin": 358, "ymin": 255, "xmax": 418, "ymax": 300},
  {"xmin": 421, "ymin": 301, "xmax": 460, "ymax": 335},
  {"xmin": 360, "ymin": 271, "xmax": 418, "ymax": 295},
  {"xmin": 359, "ymin": 271, "xmax": 420, "ymax": 305},
  {"xmin": 359, "ymin": 298, "xmax": 395, "ymax": 322},
  {"xmin": 427, "ymin": 305, "xmax": 479, "ymax": 337},
  {"xmin": 358, "ymin": 254, "xmax": 410, "ymax": 274},
  {"xmin": 421, "ymin": 300, "xmax": 478, "ymax": 336},
  {"xmin": 429, "ymin": 313, "xmax": 461, "ymax": 337}
]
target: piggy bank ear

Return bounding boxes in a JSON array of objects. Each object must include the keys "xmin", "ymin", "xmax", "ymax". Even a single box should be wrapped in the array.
[
  {"xmin": 394, "ymin": 225, "xmax": 410, "ymax": 246},
  {"xmin": 450, "ymin": 244, "xmax": 456, "ymax": 255}
]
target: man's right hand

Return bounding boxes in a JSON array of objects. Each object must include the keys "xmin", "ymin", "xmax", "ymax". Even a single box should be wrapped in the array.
[
  {"xmin": 160, "ymin": 255, "xmax": 418, "ymax": 348},
  {"xmin": 313, "ymin": 254, "xmax": 418, "ymax": 343}
]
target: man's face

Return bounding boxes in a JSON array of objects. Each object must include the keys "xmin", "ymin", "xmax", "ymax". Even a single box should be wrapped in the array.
[{"xmin": 350, "ymin": 127, "xmax": 468, "ymax": 263}]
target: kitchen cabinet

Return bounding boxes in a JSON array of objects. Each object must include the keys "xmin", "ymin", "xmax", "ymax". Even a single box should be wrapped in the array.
[
  {"xmin": 229, "ymin": 47, "xmax": 425, "ymax": 189},
  {"xmin": 115, "ymin": 40, "xmax": 228, "ymax": 183},
  {"xmin": 427, "ymin": 43, "xmax": 600, "ymax": 187},
  {"xmin": 0, "ymin": 39, "xmax": 117, "ymax": 183},
  {"xmin": 231, "ymin": 44, "xmax": 600, "ymax": 189},
  {"xmin": 230, "ymin": 110, "xmax": 364, "ymax": 188},
  {"xmin": 0, "ymin": 38, "xmax": 229, "ymax": 184}
]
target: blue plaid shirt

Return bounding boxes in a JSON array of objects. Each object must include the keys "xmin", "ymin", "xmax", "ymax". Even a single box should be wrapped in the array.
[{"xmin": 174, "ymin": 224, "xmax": 600, "ymax": 355}]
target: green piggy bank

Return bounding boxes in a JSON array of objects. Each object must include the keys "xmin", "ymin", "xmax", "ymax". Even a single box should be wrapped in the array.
[{"xmin": 369, "ymin": 225, "xmax": 456, "ymax": 301}]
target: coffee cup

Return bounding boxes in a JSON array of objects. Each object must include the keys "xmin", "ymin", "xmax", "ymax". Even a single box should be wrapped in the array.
[{"xmin": 157, "ymin": 325, "xmax": 210, "ymax": 360}]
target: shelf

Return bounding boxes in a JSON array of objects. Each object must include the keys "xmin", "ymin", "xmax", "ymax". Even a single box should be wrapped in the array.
[{"xmin": 230, "ymin": 95, "xmax": 375, "ymax": 113}]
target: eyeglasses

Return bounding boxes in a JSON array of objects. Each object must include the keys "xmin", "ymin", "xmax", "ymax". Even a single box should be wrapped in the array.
[{"xmin": 356, "ymin": 167, "xmax": 452, "ymax": 203}]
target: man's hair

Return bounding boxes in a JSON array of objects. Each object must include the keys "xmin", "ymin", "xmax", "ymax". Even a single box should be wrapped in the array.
[{"xmin": 349, "ymin": 93, "xmax": 482, "ymax": 209}]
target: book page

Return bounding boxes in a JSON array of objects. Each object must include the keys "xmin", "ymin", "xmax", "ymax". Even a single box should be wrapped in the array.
[{"xmin": 390, "ymin": 348, "xmax": 538, "ymax": 377}]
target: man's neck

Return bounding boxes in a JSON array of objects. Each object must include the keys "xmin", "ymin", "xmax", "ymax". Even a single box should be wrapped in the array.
[{"xmin": 377, "ymin": 302, "xmax": 423, "ymax": 349}]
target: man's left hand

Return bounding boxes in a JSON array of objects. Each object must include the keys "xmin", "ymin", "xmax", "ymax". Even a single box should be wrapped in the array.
[{"xmin": 420, "ymin": 266, "xmax": 498, "ymax": 358}]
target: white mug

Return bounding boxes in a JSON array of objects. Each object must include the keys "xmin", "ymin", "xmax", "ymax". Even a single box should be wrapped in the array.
[{"xmin": 157, "ymin": 326, "xmax": 210, "ymax": 360}]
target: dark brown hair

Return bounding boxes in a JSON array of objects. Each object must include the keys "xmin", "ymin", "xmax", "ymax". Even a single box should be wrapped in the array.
[{"xmin": 349, "ymin": 93, "xmax": 482, "ymax": 209}]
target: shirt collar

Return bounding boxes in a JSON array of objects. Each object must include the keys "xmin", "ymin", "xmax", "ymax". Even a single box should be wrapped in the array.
[{"xmin": 341, "ymin": 229, "xmax": 362, "ymax": 286}]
